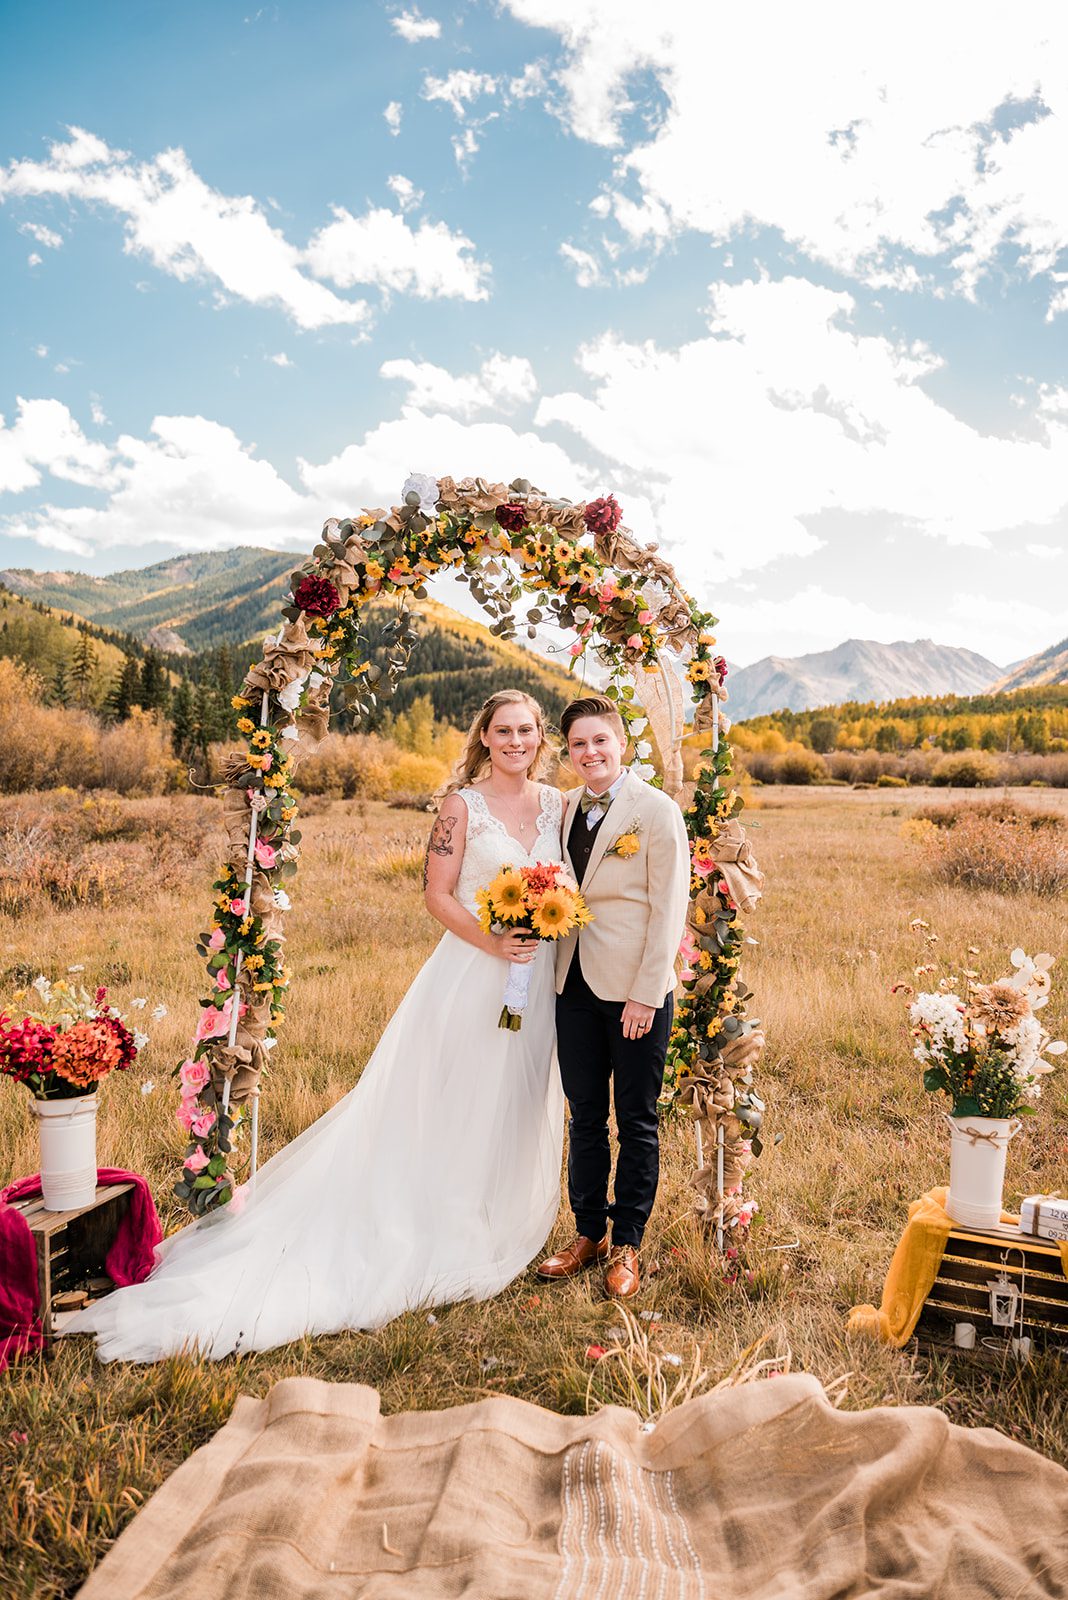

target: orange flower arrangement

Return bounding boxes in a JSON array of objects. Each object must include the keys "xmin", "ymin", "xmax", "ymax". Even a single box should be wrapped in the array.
[{"xmin": 51, "ymin": 1018, "xmax": 129, "ymax": 1088}]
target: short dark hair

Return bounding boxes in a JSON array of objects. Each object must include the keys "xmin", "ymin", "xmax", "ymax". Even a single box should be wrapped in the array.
[{"xmin": 560, "ymin": 694, "xmax": 625, "ymax": 742}]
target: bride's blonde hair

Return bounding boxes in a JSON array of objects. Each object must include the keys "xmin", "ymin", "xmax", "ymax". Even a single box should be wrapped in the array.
[{"xmin": 438, "ymin": 689, "xmax": 552, "ymax": 801}]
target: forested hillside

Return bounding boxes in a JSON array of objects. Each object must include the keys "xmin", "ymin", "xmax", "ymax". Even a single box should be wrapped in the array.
[
  {"xmin": 739, "ymin": 686, "xmax": 1068, "ymax": 754},
  {"xmin": 0, "ymin": 547, "xmax": 299, "ymax": 652},
  {"xmin": 0, "ymin": 586, "xmax": 143, "ymax": 707}
]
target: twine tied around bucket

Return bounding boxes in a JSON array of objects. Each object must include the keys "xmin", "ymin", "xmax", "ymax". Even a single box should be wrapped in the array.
[{"xmin": 942, "ymin": 1114, "xmax": 1023, "ymax": 1146}]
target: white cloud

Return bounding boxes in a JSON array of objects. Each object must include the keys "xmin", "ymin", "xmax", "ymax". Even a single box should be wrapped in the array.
[
  {"xmin": 0, "ymin": 128, "xmax": 370, "ymax": 332},
  {"xmin": 422, "ymin": 70, "xmax": 497, "ymax": 119},
  {"xmin": 1, "ymin": 128, "xmax": 492, "ymax": 329},
  {"xmin": 1025, "ymin": 542, "xmax": 1062, "ymax": 559},
  {"xmin": 19, "ymin": 221, "xmax": 62, "ymax": 249},
  {"xmin": 33, "ymin": 344, "xmax": 48, "ymax": 359},
  {"xmin": 452, "ymin": 128, "xmax": 481, "ymax": 174},
  {"xmin": 712, "ymin": 583, "xmax": 1062, "ymax": 670},
  {"xmin": 27, "ymin": 252, "xmax": 42, "ymax": 267},
  {"xmin": 0, "ymin": 398, "xmax": 115, "ymax": 495},
  {"xmin": 90, "ymin": 397, "xmax": 109, "ymax": 426},
  {"xmin": 387, "ymin": 173, "xmax": 423, "ymax": 212},
  {"xmin": 391, "ymin": 8, "xmax": 441, "ymax": 41},
  {"xmin": 714, "ymin": 585, "xmax": 934, "ymax": 668},
  {"xmin": 533, "ymin": 275, "xmax": 1068, "ymax": 589},
  {"xmin": 380, "ymin": 352, "xmax": 537, "ymax": 416},
  {"xmin": 559, "ymin": 243, "xmax": 603, "ymax": 288},
  {"xmin": 503, "ymin": 1, "xmax": 1068, "ymax": 313},
  {"xmin": 384, "ymin": 101, "xmax": 403, "ymax": 136},
  {"xmin": 4, "ymin": 357, "xmax": 1060, "ymax": 664},
  {"xmin": 305, "ymin": 205, "xmax": 489, "ymax": 301},
  {"xmin": 298, "ymin": 410, "xmax": 587, "ymax": 510},
  {"xmin": 269, "ymin": 352, "xmax": 293, "ymax": 367},
  {"xmin": 2, "ymin": 414, "xmax": 311, "ymax": 557}
]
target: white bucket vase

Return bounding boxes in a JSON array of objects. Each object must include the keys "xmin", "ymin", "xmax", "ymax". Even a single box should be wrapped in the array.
[
  {"xmin": 945, "ymin": 1114, "xmax": 1022, "ymax": 1231},
  {"xmin": 33, "ymin": 1094, "xmax": 99, "ymax": 1211}
]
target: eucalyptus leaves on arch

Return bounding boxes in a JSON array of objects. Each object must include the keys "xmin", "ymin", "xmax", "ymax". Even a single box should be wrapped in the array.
[{"xmin": 172, "ymin": 474, "xmax": 767, "ymax": 1246}]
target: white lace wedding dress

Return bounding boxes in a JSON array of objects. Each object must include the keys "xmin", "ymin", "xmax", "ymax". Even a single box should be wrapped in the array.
[{"xmin": 71, "ymin": 785, "xmax": 566, "ymax": 1361}]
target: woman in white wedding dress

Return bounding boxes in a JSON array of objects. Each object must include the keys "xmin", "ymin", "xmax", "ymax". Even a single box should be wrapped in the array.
[{"xmin": 71, "ymin": 690, "xmax": 565, "ymax": 1361}]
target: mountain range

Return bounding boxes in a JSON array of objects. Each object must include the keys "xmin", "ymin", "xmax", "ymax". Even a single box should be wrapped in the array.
[
  {"xmin": 725, "ymin": 638, "xmax": 1007, "ymax": 720},
  {"xmin": 0, "ymin": 547, "xmax": 301, "ymax": 654},
  {"xmin": 991, "ymin": 635, "xmax": 1068, "ymax": 694},
  {"xmin": 2, "ymin": 549, "xmax": 1065, "ymax": 719}
]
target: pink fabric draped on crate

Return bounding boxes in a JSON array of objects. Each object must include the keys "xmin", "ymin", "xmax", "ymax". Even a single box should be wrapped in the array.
[{"xmin": 0, "ymin": 1168, "xmax": 163, "ymax": 1371}]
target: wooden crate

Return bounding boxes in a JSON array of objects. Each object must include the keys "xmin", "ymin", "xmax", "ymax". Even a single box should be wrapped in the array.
[
  {"xmin": 9, "ymin": 1182, "xmax": 133, "ymax": 1338},
  {"xmin": 916, "ymin": 1223, "xmax": 1068, "ymax": 1352}
]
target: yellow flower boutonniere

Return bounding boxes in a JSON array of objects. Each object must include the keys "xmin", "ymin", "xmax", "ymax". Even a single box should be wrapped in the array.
[{"xmin": 606, "ymin": 819, "xmax": 643, "ymax": 859}]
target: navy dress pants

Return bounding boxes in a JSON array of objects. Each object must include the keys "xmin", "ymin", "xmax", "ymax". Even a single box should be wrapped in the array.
[{"xmin": 555, "ymin": 957, "xmax": 673, "ymax": 1249}]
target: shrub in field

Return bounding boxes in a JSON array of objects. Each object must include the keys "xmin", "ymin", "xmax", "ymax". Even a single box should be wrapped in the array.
[
  {"xmin": 286, "ymin": 733, "xmax": 399, "ymax": 800},
  {"xmin": 876, "ymin": 774, "xmax": 908, "ymax": 787},
  {"xmin": 774, "ymin": 746, "xmax": 828, "ymax": 784},
  {"xmin": 373, "ymin": 843, "xmax": 426, "ymax": 880},
  {"xmin": 0, "ymin": 666, "xmax": 103, "ymax": 789},
  {"xmin": 388, "ymin": 751, "xmax": 449, "ymax": 794},
  {"xmin": 930, "ymin": 750, "xmax": 999, "ymax": 787},
  {"xmin": 98, "ymin": 709, "xmax": 183, "ymax": 795},
  {"xmin": 0, "ymin": 793, "xmax": 210, "ymax": 916},
  {"xmin": 915, "ymin": 798, "xmax": 1065, "ymax": 831},
  {"xmin": 916, "ymin": 811, "xmax": 1068, "ymax": 895}
]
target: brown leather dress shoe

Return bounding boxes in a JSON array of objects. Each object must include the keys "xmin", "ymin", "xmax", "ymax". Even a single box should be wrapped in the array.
[
  {"xmin": 604, "ymin": 1244, "xmax": 640, "ymax": 1299},
  {"xmin": 537, "ymin": 1234, "xmax": 609, "ymax": 1280}
]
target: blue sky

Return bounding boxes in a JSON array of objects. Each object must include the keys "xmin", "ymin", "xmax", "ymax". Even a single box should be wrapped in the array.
[{"xmin": 1, "ymin": 0, "xmax": 1067, "ymax": 667}]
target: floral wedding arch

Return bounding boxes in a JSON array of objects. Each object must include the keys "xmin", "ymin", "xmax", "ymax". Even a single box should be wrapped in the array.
[{"xmin": 174, "ymin": 475, "xmax": 766, "ymax": 1248}]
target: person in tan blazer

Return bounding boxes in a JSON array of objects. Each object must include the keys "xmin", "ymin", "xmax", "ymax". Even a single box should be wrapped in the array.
[{"xmin": 538, "ymin": 694, "xmax": 691, "ymax": 1298}]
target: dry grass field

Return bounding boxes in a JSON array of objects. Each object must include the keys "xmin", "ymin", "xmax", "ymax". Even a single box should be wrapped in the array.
[{"xmin": 2, "ymin": 783, "xmax": 1067, "ymax": 1598}]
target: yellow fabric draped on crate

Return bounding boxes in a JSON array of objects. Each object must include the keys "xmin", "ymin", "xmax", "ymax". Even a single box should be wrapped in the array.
[{"xmin": 847, "ymin": 1186, "xmax": 1068, "ymax": 1348}]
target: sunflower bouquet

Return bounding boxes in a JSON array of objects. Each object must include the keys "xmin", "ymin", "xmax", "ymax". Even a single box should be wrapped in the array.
[{"xmin": 476, "ymin": 862, "xmax": 591, "ymax": 1030}]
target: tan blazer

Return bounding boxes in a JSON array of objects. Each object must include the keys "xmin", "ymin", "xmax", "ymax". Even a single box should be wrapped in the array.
[{"xmin": 555, "ymin": 770, "xmax": 692, "ymax": 1009}]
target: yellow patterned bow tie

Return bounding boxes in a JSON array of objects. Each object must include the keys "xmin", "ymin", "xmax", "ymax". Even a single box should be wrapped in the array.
[{"xmin": 580, "ymin": 789, "xmax": 613, "ymax": 816}]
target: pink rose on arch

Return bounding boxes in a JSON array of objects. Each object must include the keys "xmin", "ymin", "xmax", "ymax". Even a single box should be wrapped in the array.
[
  {"xmin": 638, "ymin": 610, "xmax": 653, "ymax": 624},
  {"xmin": 176, "ymin": 1099, "xmax": 197, "ymax": 1131},
  {"xmin": 625, "ymin": 634, "xmax": 642, "ymax": 650},
  {"xmin": 254, "ymin": 839, "xmax": 277, "ymax": 870},
  {"xmin": 191, "ymin": 1110, "xmax": 217, "ymax": 1139},
  {"xmin": 194, "ymin": 997, "xmax": 244, "ymax": 1044},
  {"xmin": 178, "ymin": 1058, "xmax": 210, "ymax": 1094},
  {"xmin": 599, "ymin": 578, "xmax": 617, "ymax": 605},
  {"xmin": 207, "ymin": 928, "xmax": 226, "ymax": 951},
  {"xmin": 569, "ymin": 641, "xmax": 584, "ymax": 657},
  {"xmin": 184, "ymin": 1148, "xmax": 210, "ymax": 1176},
  {"xmin": 214, "ymin": 969, "xmax": 231, "ymax": 992},
  {"xmin": 692, "ymin": 853, "xmax": 714, "ymax": 878},
  {"xmin": 229, "ymin": 898, "xmax": 246, "ymax": 915}
]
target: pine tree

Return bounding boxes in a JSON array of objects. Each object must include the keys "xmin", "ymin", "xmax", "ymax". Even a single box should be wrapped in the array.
[
  {"xmin": 215, "ymin": 644, "xmax": 234, "ymax": 698},
  {"xmin": 48, "ymin": 659, "xmax": 71, "ymax": 707},
  {"xmin": 171, "ymin": 679, "xmax": 197, "ymax": 763},
  {"xmin": 192, "ymin": 682, "xmax": 214, "ymax": 767},
  {"xmin": 105, "ymin": 655, "xmax": 142, "ymax": 722},
  {"xmin": 139, "ymin": 648, "xmax": 170, "ymax": 713},
  {"xmin": 69, "ymin": 628, "xmax": 98, "ymax": 707}
]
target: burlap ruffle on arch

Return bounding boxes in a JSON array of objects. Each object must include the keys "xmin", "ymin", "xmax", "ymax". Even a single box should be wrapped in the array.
[{"xmin": 198, "ymin": 625, "xmax": 335, "ymax": 1109}]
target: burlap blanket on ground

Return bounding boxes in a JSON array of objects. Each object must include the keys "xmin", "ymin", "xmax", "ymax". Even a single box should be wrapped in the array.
[{"xmin": 78, "ymin": 1374, "xmax": 1068, "ymax": 1599}]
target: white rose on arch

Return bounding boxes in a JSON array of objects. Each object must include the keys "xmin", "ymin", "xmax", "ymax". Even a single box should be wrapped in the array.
[
  {"xmin": 401, "ymin": 472, "xmax": 439, "ymax": 518},
  {"xmin": 277, "ymin": 670, "xmax": 310, "ymax": 713}
]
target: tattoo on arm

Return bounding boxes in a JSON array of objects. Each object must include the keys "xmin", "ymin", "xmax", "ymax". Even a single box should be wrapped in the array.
[{"xmin": 423, "ymin": 815, "xmax": 457, "ymax": 888}]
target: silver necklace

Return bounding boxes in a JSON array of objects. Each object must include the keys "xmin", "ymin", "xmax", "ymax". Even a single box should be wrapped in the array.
[{"xmin": 485, "ymin": 783, "xmax": 534, "ymax": 834}]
